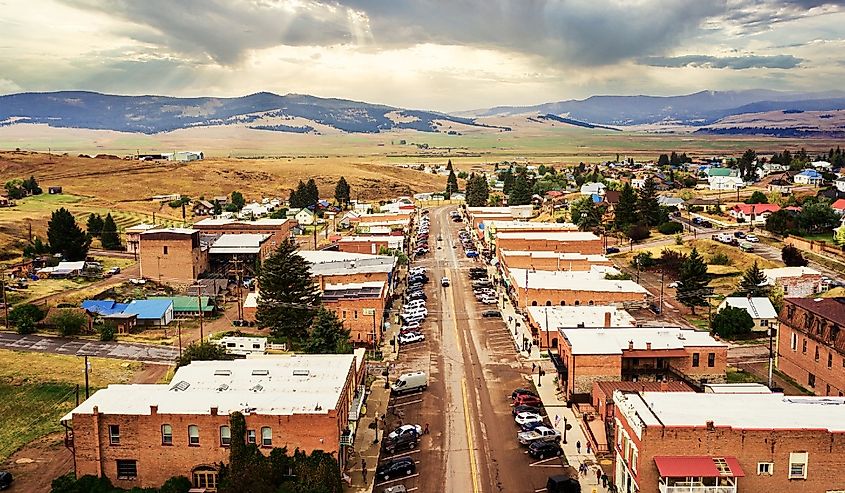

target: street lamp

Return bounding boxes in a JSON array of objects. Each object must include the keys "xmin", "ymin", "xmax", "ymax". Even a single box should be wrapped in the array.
[{"xmin": 562, "ymin": 416, "xmax": 569, "ymax": 444}]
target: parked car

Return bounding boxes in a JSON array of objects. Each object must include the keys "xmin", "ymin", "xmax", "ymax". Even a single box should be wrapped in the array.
[
  {"xmin": 512, "ymin": 404, "xmax": 541, "ymax": 416},
  {"xmin": 388, "ymin": 424, "xmax": 423, "ymax": 440},
  {"xmin": 605, "ymin": 247, "xmax": 620, "ymax": 254},
  {"xmin": 481, "ymin": 310, "xmax": 501, "ymax": 318},
  {"xmin": 514, "ymin": 412, "xmax": 543, "ymax": 426},
  {"xmin": 745, "ymin": 234, "xmax": 759, "ymax": 242},
  {"xmin": 107, "ymin": 266, "xmax": 121, "ymax": 275},
  {"xmin": 383, "ymin": 485, "xmax": 407, "ymax": 493},
  {"xmin": 376, "ymin": 457, "xmax": 416, "ymax": 481},
  {"xmin": 128, "ymin": 278, "xmax": 146, "ymax": 285},
  {"xmin": 466, "ymin": 250, "xmax": 479, "ymax": 258},
  {"xmin": 399, "ymin": 332, "xmax": 425, "ymax": 345},
  {"xmin": 511, "ymin": 388, "xmax": 539, "ymax": 400},
  {"xmin": 518, "ymin": 426, "xmax": 562, "ymax": 445},
  {"xmin": 733, "ymin": 231, "xmax": 746, "ymax": 238},
  {"xmin": 0, "ymin": 471, "xmax": 11, "ymax": 490},
  {"xmin": 383, "ymin": 429, "xmax": 419, "ymax": 453},
  {"xmin": 519, "ymin": 420, "xmax": 547, "ymax": 432},
  {"xmin": 513, "ymin": 394, "xmax": 543, "ymax": 407},
  {"xmin": 527, "ymin": 440, "xmax": 564, "ymax": 460},
  {"xmin": 441, "ymin": 277, "xmax": 450, "ymax": 287}
]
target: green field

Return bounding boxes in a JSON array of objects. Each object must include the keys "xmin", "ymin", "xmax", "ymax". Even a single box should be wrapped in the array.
[{"xmin": 0, "ymin": 382, "xmax": 77, "ymax": 460}]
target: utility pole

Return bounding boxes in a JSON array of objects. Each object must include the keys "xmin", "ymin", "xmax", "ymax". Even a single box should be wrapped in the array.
[
  {"xmin": 0, "ymin": 267, "xmax": 9, "ymax": 327},
  {"xmin": 229, "ymin": 258, "xmax": 244, "ymax": 321},
  {"xmin": 658, "ymin": 269, "xmax": 664, "ymax": 314},
  {"xmin": 178, "ymin": 322, "xmax": 183, "ymax": 356},
  {"xmin": 768, "ymin": 327, "xmax": 774, "ymax": 389},
  {"xmin": 84, "ymin": 355, "xmax": 90, "ymax": 398}
]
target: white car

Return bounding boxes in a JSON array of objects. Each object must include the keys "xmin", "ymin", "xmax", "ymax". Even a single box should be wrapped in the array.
[
  {"xmin": 402, "ymin": 321, "xmax": 421, "ymax": 331},
  {"xmin": 480, "ymin": 297, "xmax": 497, "ymax": 305},
  {"xmin": 403, "ymin": 300, "xmax": 426, "ymax": 309},
  {"xmin": 514, "ymin": 412, "xmax": 543, "ymax": 426},
  {"xmin": 399, "ymin": 332, "xmax": 425, "ymax": 345},
  {"xmin": 668, "ymin": 281, "xmax": 679, "ymax": 288},
  {"xmin": 388, "ymin": 424, "xmax": 423, "ymax": 440},
  {"xmin": 745, "ymin": 234, "xmax": 759, "ymax": 242}
]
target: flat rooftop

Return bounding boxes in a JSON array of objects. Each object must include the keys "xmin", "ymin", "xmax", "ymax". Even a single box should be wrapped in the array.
[
  {"xmin": 495, "ymin": 231, "xmax": 600, "ymax": 241},
  {"xmin": 194, "ymin": 217, "xmax": 289, "ymax": 227},
  {"xmin": 501, "ymin": 250, "xmax": 610, "ymax": 262},
  {"xmin": 762, "ymin": 266, "xmax": 821, "ymax": 282},
  {"xmin": 561, "ymin": 327, "xmax": 725, "ymax": 355},
  {"xmin": 62, "ymin": 354, "xmax": 357, "ymax": 420},
  {"xmin": 618, "ymin": 391, "xmax": 845, "ymax": 432},
  {"xmin": 298, "ymin": 251, "xmax": 396, "ymax": 276},
  {"xmin": 527, "ymin": 305, "xmax": 636, "ymax": 332},
  {"xmin": 140, "ymin": 227, "xmax": 197, "ymax": 235},
  {"xmin": 323, "ymin": 281, "xmax": 386, "ymax": 300},
  {"xmin": 484, "ymin": 221, "xmax": 578, "ymax": 230},
  {"xmin": 208, "ymin": 233, "xmax": 271, "ymax": 254},
  {"xmin": 509, "ymin": 268, "xmax": 644, "ymax": 293}
]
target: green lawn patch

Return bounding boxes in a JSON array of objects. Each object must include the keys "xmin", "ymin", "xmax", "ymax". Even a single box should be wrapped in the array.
[{"xmin": 0, "ymin": 382, "xmax": 77, "ymax": 460}]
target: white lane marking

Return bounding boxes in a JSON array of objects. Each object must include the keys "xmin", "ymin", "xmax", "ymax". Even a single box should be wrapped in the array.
[
  {"xmin": 389, "ymin": 399, "xmax": 423, "ymax": 408},
  {"xmin": 374, "ymin": 472, "xmax": 420, "ymax": 486}
]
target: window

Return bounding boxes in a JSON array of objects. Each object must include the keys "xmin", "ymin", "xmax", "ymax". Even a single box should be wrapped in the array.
[
  {"xmin": 353, "ymin": 310, "xmax": 358, "ymax": 320},
  {"xmin": 802, "ymin": 339, "xmax": 807, "ymax": 353},
  {"xmin": 808, "ymin": 373, "xmax": 816, "ymax": 388},
  {"xmin": 708, "ymin": 353, "xmax": 715, "ymax": 368},
  {"xmin": 815, "ymin": 346, "xmax": 820, "ymax": 361},
  {"xmin": 791, "ymin": 333, "xmax": 797, "ymax": 351},
  {"xmin": 247, "ymin": 429, "xmax": 256, "ymax": 444},
  {"xmin": 757, "ymin": 462, "xmax": 773, "ymax": 475},
  {"xmin": 829, "ymin": 353, "xmax": 833, "ymax": 368},
  {"xmin": 574, "ymin": 300, "xmax": 580, "ymax": 306},
  {"xmin": 188, "ymin": 425, "xmax": 200, "ymax": 446},
  {"xmin": 116, "ymin": 459, "xmax": 137, "ymax": 480},
  {"xmin": 108, "ymin": 425, "xmax": 120, "ymax": 445},
  {"xmin": 161, "ymin": 424, "xmax": 173, "ymax": 445},
  {"xmin": 163, "ymin": 246, "xmax": 169, "ymax": 255},
  {"xmin": 789, "ymin": 452, "xmax": 808, "ymax": 479},
  {"xmin": 193, "ymin": 467, "xmax": 218, "ymax": 490},
  {"xmin": 261, "ymin": 427, "xmax": 272, "ymax": 447},
  {"xmin": 342, "ymin": 310, "xmax": 347, "ymax": 319},
  {"xmin": 761, "ymin": 319, "xmax": 769, "ymax": 327},
  {"xmin": 220, "ymin": 426, "xmax": 231, "ymax": 447},
  {"xmin": 692, "ymin": 353, "xmax": 700, "ymax": 367}
]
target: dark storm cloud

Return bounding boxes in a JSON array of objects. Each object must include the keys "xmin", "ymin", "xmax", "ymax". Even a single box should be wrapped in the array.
[{"xmin": 641, "ymin": 54, "xmax": 804, "ymax": 69}]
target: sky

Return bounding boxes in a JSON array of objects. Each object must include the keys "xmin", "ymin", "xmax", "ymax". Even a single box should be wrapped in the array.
[{"xmin": 1, "ymin": 0, "xmax": 844, "ymax": 111}]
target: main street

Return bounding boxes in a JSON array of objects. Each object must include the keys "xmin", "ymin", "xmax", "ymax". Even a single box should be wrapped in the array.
[{"xmin": 379, "ymin": 206, "xmax": 568, "ymax": 493}]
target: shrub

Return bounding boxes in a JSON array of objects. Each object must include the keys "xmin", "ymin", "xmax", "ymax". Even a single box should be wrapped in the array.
[
  {"xmin": 674, "ymin": 234, "xmax": 684, "ymax": 245},
  {"xmin": 159, "ymin": 476, "xmax": 192, "ymax": 493},
  {"xmin": 8, "ymin": 303, "xmax": 44, "ymax": 334},
  {"xmin": 631, "ymin": 251, "xmax": 656, "ymax": 269},
  {"xmin": 99, "ymin": 321, "xmax": 117, "ymax": 342},
  {"xmin": 709, "ymin": 252, "xmax": 731, "ymax": 265},
  {"xmin": 657, "ymin": 221, "xmax": 683, "ymax": 235},
  {"xmin": 626, "ymin": 223, "xmax": 651, "ymax": 242},
  {"xmin": 52, "ymin": 309, "xmax": 88, "ymax": 336},
  {"xmin": 782, "ymin": 244, "xmax": 808, "ymax": 267}
]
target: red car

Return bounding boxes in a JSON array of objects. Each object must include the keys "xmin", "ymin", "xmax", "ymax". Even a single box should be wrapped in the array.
[{"xmin": 512, "ymin": 394, "xmax": 542, "ymax": 407}]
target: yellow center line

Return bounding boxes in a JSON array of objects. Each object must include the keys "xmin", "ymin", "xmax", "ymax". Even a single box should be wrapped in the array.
[{"xmin": 462, "ymin": 377, "xmax": 480, "ymax": 493}]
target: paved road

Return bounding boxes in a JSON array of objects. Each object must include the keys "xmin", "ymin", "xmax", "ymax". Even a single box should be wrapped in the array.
[{"xmin": 0, "ymin": 332, "xmax": 179, "ymax": 363}]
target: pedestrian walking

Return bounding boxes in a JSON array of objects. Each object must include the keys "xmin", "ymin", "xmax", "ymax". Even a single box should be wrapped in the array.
[
  {"xmin": 576, "ymin": 440, "xmax": 581, "ymax": 454},
  {"xmin": 586, "ymin": 442, "xmax": 592, "ymax": 455},
  {"xmin": 361, "ymin": 458, "xmax": 367, "ymax": 483},
  {"xmin": 601, "ymin": 473, "xmax": 608, "ymax": 488},
  {"xmin": 532, "ymin": 362, "xmax": 536, "ymax": 372},
  {"xmin": 424, "ymin": 423, "xmax": 430, "ymax": 435},
  {"xmin": 596, "ymin": 468, "xmax": 602, "ymax": 483}
]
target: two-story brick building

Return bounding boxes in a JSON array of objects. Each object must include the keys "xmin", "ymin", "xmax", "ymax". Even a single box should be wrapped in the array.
[
  {"xmin": 499, "ymin": 250, "xmax": 613, "ymax": 272},
  {"xmin": 322, "ymin": 281, "xmax": 389, "ymax": 347},
  {"xmin": 613, "ymin": 391, "xmax": 845, "ymax": 493},
  {"xmin": 554, "ymin": 326, "xmax": 727, "ymax": 401},
  {"xmin": 139, "ymin": 228, "xmax": 210, "ymax": 286},
  {"xmin": 62, "ymin": 354, "xmax": 364, "ymax": 491},
  {"xmin": 193, "ymin": 218, "xmax": 295, "ymax": 249},
  {"xmin": 507, "ymin": 268, "xmax": 650, "ymax": 309},
  {"xmin": 777, "ymin": 297, "xmax": 845, "ymax": 396},
  {"xmin": 525, "ymin": 305, "xmax": 636, "ymax": 350},
  {"xmin": 495, "ymin": 231, "xmax": 604, "ymax": 255}
]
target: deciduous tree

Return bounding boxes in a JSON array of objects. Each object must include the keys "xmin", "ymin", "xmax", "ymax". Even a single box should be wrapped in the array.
[
  {"xmin": 711, "ymin": 305, "xmax": 754, "ymax": 338},
  {"xmin": 782, "ymin": 244, "xmax": 808, "ymax": 267}
]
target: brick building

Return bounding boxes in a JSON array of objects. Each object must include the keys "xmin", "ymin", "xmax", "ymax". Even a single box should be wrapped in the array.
[
  {"xmin": 124, "ymin": 223, "xmax": 156, "ymax": 256},
  {"xmin": 777, "ymin": 297, "xmax": 845, "ymax": 396},
  {"xmin": 499, "ymin": 250, "xmax": 613, "ymax": 272},
  {"xmin": 613, "ymin": 391, "xmax": 845, "ymax": 493},
  {"xmin": 139, "ymin": 229, "xmax": 210, "ymax": 286},
  {"xmin": 495, "ymin": 231, "xmax": 604, "ymax": 255},
  {"xmin": 762, "ymin": 266, "xmax": 823, "ymax": 297},
  {"xmin": 476, "ymin": 220, "xmax": 577, "ymax": 246},
  {"xmin": 62, "ymin": 354, "xmax": 365, "ymax": 490},
  {"xmin": 526, "ymin": 305, "xmax": 636, "ymax": 350},
  {"xmin": 554, "ymin": 326, "xmax": 727, "ymax": 401},
  {"xmin": 322, "ymin": 281, "xmax": 388, "ymax": 347},
  {"xmin": 337, "ymin": 235, "xmax": 403, "ymax": 254},
  {"xmin": 507, "ymin": 268, "xmax": 650, "ymax": 309},
  {"xmin": 193, "ymin": 218, "xmax": 295, "ymax": 249},
  {"xmin": 299, "ymin": 251, "xmax": 396, "ymax": 290}
]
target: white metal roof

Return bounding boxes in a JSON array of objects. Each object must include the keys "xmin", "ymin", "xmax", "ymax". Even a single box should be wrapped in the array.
[
  {"xmin": 495, "ymin": 231, "xmax": 600, "ymax": 241},
  {"xmin": 501, "ymin": 250, "xmax": 610, "ymax": 262},
  {"xmin": 618, "ymin": 391, "xmax": 845, "ymax": 432},
  {"xmin": 762, "ymin": 266, "xmax": 821, "ymax": 284},
  {"xmin": 298, "ymin": 251, "xmax": 396, "ymax": 276},
  {"xmin": 484, "ymin": 220, "xmax": 579, "ymax": 230},
  {"xmin": 509, "ymin": 268, "xmax": 644, "ymax": 293},
  {"xmin": 324, "ymin": 281, "xmax": 386, "ymax": 291},
  {"xmin": 561, "ymin": 326, "xmax": 725, "ymax": 355},
  {"xmin": 527, "ymin": 306, "xmax": 636, "ymax": 332},
  {"xmin": 62, "ymin": 354, "xmax": 357, "ymax": 420},
  {"xmin": 208, "ymin": 233, "xmax": 270, "ymax": 254},
  {"xmin": 718, "ymin": 297, "xmax": 778, "ymax": 319},
  {"xmin": 141, "ymin": 227, "xmax": 197, "ymax": 235}
]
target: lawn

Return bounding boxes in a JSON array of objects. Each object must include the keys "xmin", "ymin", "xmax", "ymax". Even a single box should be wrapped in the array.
[
  {"xmin": 798, "ymin": 232, "xmax": 835, "ymax": 243},
  {"xmin": 0, "ymin": 349, "xmax": 140, "ymax": 460},
  {"xmin": 726, "ymin": 367, "xmax": 762, "ymax": 384}
]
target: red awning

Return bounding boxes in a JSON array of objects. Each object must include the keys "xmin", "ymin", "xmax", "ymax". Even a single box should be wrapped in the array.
[{"xmin": 654, "ymin": 456, "xmax": 746, "ymax": 478}]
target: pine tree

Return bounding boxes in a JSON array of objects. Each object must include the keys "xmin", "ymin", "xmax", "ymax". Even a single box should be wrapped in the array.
[
  {"xmin": 303, "ymin": 308, "xmax": 352, "ymax": 354},
  {"xmin": 305, "ymin": 178, "xmax": 319, "ymax": 205},
  {"xmin": 466, "ymin": 174, "xmax": 489, "ymax": 207},
  {"xmin": 508, "ymin": 172, "xmax": 533, "ymax": 206},
  {"xmin": 676, "ymin": 247, "xmax": 710, "ymax": 314},
  {"xmin": 47, "ymin": 207, "xmax": 90, "ymax": 261},
  {"xmin": 230, "ymin": 191, "xmax": 245, "ymax": 210},
  {"xmin": 256, "ymin": 239, "xmax": 322, "ymax": 347},
  {"xmin": 446, "ymin": 159, "xmax": 453, "ymax": 171},
  {"xmin": 445, "ymin": 169, "xmax": 459, "ymax": 199},
  {"xmin": 614, "ymin": 183, "xmax": 639, "ymax": 230},
  {"xmin": 738, "ymin": 261, "xmax": 769, "ymax": 297},
  {"xmin": 637, "ymin": 176, "xmax": 662, "ymax": 226},
  {"xmin": 100, "ymin": 213, "xmax": 121, "ymax": 250},
  {"xmin": 86, "ymin": 213, "xmax": 104, "ymax": 237},
  {"xmin": 501, "ymin": 169, "xmax": 515, "ymax": 195},
  {"xmin": 334, "ymin": 176, "xmax": 351, "ymax": 207},
  {"xmin": 657, "ymin": 154, "xmax": 670, "ymax": 168}
]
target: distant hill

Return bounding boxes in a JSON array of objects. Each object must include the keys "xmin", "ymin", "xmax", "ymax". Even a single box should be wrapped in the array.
[
  {"xmin": 460, "ymin": 90, "xmax": 845, "ymax": 127},
  {"xmin": 0, "ymin": 91, "xmax": 497, "ymax": 134}
]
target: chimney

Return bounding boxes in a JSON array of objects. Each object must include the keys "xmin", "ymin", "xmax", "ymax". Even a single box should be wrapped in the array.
[
  {"xmin": 150, "ymin": 405, "xmax": 158, "ymax": 416},
  {"xmin": 628, "ymin": 340, "xmax": 634, "ymax": 350},
  {"xmin": 706, "ymin": 420, "xmax": 715, "ymax": 431},
  {"xmin": 604, "ymin": 311, "xmax": 612, "ymax": 327},
  {"xmin": 646, "ymin": 342, "xmax": 652, "ymax": 350},
  {"xmin": 659, "ymin": 381, "xmax": 669, "ymax": 392},
  {"xmin": 210, "ymin": 407, "xmax": 218, "ymax": 416}
]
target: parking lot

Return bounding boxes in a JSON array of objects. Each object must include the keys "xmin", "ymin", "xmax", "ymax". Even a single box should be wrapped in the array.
[{"xmin": 372, "ymin": 206, "xmax": 572, "ymax": 493}]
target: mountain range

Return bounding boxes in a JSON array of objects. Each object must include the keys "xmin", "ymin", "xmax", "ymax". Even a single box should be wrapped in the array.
[{"xmin": 1, "ymin": 89, "xmax": 845, "ymax": 135}]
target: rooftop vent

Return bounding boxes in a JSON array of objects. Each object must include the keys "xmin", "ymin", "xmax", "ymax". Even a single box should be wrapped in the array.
[
  {"xmin": 170, "ymin": 381, "xmax": 190, "ymax": 392},
  {"xmin": 252, "ymin": 369, "xmax": 269, "ymax": 376},
  {"xmin": 250, "ymin": 384, "xmax": 264, "ymax": 392},
  {"xmin": 293, "ymin": 369, "xmax": 310, "ymax": 377},
  {"xmin": 214, "ymin": 369, "xmax": 232, "ymax": 376},
  {"xmin": 217, "ymin": 384, "xmax": 229, "ymax": 392}
]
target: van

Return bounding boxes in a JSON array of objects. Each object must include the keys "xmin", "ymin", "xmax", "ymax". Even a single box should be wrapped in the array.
[
  {"xmin": 391, "ymin": 371, "xmax": 428, "ymax": 394},
  {"xmin": 546, "ymin": 475, "xmax": 580, "ymax": 493}
]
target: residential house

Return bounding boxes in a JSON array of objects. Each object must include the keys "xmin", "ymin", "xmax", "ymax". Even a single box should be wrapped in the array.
[
  {"xmin": 613, "ymin": 391, "xmax": 845, "ymax": 493},
  {"xmin": 193, "ymin": 200, "xmax": 215, "ymax": 216},
  {"xmin": 729, "ymin": 203, "xmax": 780, "ymax": 224},
  {"xmin": 794, "ymin": 169, "xmax": 824, "ymax": 186},
  {"xmin": 48, "ymin": 186, "xmax": 63, "ymax": 194},
  {"xmin": 778, "ymin": 297, "xmax": 845, "ymax": 396},
  {"xmin": 762, "ymin": 266, "xmax": 823, "ymax": 297},
  {"xmin": 149, "ymin": 296, "xmax": 215, "ymax": 318},
  {"xmin": 768, "ymin": 173, "xmax": 794, "ymax": 194},
  {"xmin": 832, "ymin": 198, "xmax": 845, "ymax": 216},
  {"xmin": 580, "ymin": 182, "xmax": 607, "ymax": 196},
  {"xmin": 121, "ymin": 299, "xmax": 174, "ymax": 327},
  {"xmin": 709, "ymin": 175, "xmax": 745, "ymax": 191},
  {"xmin": 717, "ymin": 297, "xmax": 779, "ymax": 333},
  {"xmin": 238, "ymin": 202, "xmax": 269, "ymax": 219},
  {"xmin": 811, "ymin": 160, "xmax": 832, "ymax": 170},
  {"xmin": 289, "ymin": 208, "xmax": 316, "ymax": 226},
  {"xmin": 836, "ymin": 177, "xmax": 845, "ymax": 194},
  {"xmin": 657, "ymin": 196, "xmax": 685, "ymax": 209}
]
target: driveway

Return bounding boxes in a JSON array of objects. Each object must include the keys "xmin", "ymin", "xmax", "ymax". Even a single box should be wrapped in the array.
[{"xmin": 0, "ymin": 332, "xmax": 179, "ymax": 363}]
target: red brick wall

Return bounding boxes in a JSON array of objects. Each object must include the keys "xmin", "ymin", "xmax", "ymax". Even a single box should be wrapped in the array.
[
  {"xmin": 496, "ymin": 237, "xmax": 603, "ymax": 255},
  {"xmin": 324, "ymin": 296, "xmax": 387, "ymax": 346},
  {"xmin": 194, "ymin": 222, "xmax": 294, "ymax": 249},
  {"xmin": 501, "ymin": 253, "xmax": 612, "ymax": 272},
  {"xmin": 337, "ymin": 240, "xmax": 390, "ymax": 254},
  {"xmin": 139, "ymin": 237, "xmax": 208, "ymax": 286},
  {"xmin": 668, "ymin": 345, "xmax": 728, "ymax": 381},
  {"xmin": 779, "ymin": 323, "xmax": 845, "ymax": 396},
  {"xmin": 516, "ymin": 286, "xmax": 645, "ymax": 309}
]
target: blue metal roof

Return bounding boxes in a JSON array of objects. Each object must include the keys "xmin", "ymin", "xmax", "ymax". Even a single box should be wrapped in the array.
[
  {"xmin": 591, "ymin": 193, "xmax": 602, "ymax": 203},
  {"xmin": 123, "ymin": 299, "xmax": 173, "ymax": 320},
  {"xmin": 798, "ymin": 169, "xmax": 822, "ymax": 178},
  {"xmin": 81, "ymin": 300, "xmax": 129, "ymax": 316}
]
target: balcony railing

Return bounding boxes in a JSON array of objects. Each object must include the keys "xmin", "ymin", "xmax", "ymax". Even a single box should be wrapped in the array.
[{"xmin": 659, "ymin": 483, "xmax": 737, "ymax": 493}]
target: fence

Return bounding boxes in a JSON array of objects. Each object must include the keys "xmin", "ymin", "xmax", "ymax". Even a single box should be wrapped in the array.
[{"xmin": 785, "ymin": 236, "xmax": 845, "ymax": 261}]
